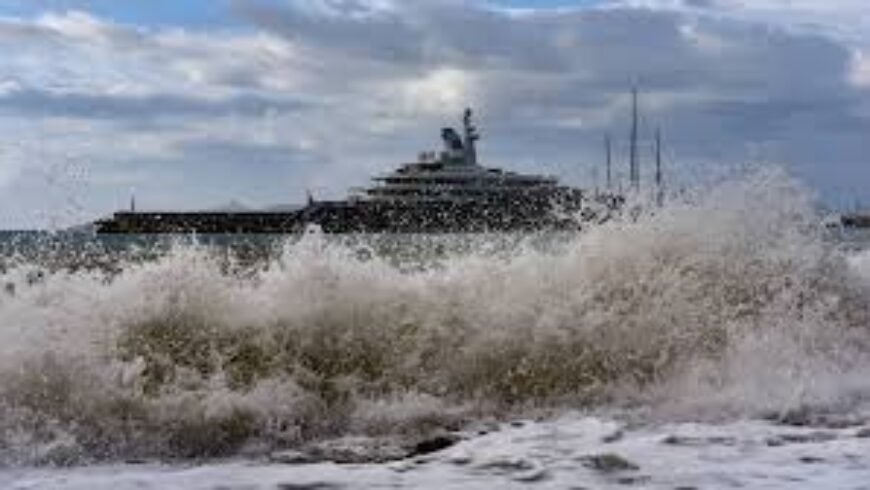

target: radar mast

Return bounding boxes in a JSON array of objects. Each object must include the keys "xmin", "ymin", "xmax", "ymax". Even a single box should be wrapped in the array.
[{"xmin": 463, "ymin": 108, "xmax": 480, "ymax": 166}]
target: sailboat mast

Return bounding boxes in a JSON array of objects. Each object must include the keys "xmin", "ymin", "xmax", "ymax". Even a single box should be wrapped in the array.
[
  {"xmin": 655, "ymin": 128, "xmax": 663, "ymax": 206},
  {"xmin": 629, "ymin": 86, "xmax": 641, "ymax": 193},
  {"xmin": 605, "ymin": 132, "xmax": 613, "ymax": 191}
]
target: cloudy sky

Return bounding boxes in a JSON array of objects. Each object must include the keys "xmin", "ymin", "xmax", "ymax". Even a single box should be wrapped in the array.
[{"xmin": 0, "ymin": 0, "xmax": 867, "ymax": 228}]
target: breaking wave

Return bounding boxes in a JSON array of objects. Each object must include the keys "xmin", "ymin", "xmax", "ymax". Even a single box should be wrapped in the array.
[{"xmin": 2, "ymin": 168, "xmax": 870, "ymax": 466}]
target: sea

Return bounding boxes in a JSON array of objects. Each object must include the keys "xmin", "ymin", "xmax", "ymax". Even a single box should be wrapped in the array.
[{"xmin": 3, "ymin": 169, "xmax": 870, "ymax": 489}]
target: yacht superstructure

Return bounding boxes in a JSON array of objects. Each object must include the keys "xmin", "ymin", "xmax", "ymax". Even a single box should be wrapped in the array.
[{"xmin": 96, "ymin": 109, "xmax": 621, "ymax": 234}]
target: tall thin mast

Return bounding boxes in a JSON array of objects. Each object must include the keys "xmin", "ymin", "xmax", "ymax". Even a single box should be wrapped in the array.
[
  {"xmin": 629, "ymin": 85, "xmax": 640, "ymax": 193},
  {"xmin": 462, "ymin": 108, "xmax": 479, "ymax": 166},
  {"xmin": 605, "ymin": 132, "xmax": 613, "ymax": 191},
  {"xmin": 655, "ymin": 128, "xmax": 663, "ymax": 206}
]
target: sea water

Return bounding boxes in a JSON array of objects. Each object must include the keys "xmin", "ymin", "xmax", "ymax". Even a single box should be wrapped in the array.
[{"xmin": 3, "ymin": 168, "xmax": 870, "ymax": 488}]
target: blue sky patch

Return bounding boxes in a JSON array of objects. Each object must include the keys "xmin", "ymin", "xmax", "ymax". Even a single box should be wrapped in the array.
[{"xmin": 0, "ymin": 1, "xmax": 600, "ymax": 28}]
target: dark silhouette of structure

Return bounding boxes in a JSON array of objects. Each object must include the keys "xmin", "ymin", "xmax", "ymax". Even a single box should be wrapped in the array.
[{"xmin": 96, "ymin": 109, "xmax": 623, "ymax": 234}]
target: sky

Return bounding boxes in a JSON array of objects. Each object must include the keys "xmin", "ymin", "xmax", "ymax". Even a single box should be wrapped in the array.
[{"xmin": 0, "ymin": 0, "xmax": 868, "ymax": 228}]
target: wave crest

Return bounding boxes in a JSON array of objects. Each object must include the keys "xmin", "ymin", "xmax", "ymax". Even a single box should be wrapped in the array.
[{"xmin": 2, "ymin": 168, "xmax": 869, "ymax": 464}]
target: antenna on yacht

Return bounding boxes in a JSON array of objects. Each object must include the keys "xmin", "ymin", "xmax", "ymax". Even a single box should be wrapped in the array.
[
  {"xmin": 628, "ymin": 85, "xmax": 640, "ymax": 193},
  {"xmin": 462, "ymin": 108, "xmax": 480, "ymax": 166}
]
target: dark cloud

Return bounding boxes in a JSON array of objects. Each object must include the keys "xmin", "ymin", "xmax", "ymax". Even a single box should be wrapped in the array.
[
  {"xmin": 682, "ymin": 0, "xmax": 719, "ymax": 8},
  {"xmin": 235, "ymin": 1, "xmax": 426, "ymax": 65},
  {"xmin": 0, "ymin": 89, "xmax": 308, "ymax": 120},
  {"xmin": 234, "ymin": 0, "xmax": 579, "ymax": 71}
]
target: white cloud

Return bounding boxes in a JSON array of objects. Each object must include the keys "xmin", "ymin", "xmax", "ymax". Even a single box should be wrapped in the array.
[
  {"xmin": 0, "ymin": 78, "xmax": 20, "ymax": 95},
  {"xmin": 395, "ymin": 67, "xmax": 477, "ymax": 116},
  {"xmin": 0, "ymin": 11, "xmax": 308, "ymax": 98},
  {"xmin": 290, "ymin": 0, "xmax": 398, "ymax": 19},
  {"xmin": 851, "ymin": 49, "xmax": 870, "ymax": 88},
  {"xmin": 678, "ymin": 20, "xmax": 732, "ymax": 53},
  {"xmin": 35, "ymin": 10, "xmax": 131, "ymax": 44}
]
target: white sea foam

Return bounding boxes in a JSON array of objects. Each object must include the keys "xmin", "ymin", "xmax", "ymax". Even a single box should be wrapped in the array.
[
  {"xmin": 1, "ymin": 167, "xmax": 869, "ymax": 465},
  {"xmin": 4, "ymin": 414, "xmax": 870, "ymax": 489}
]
